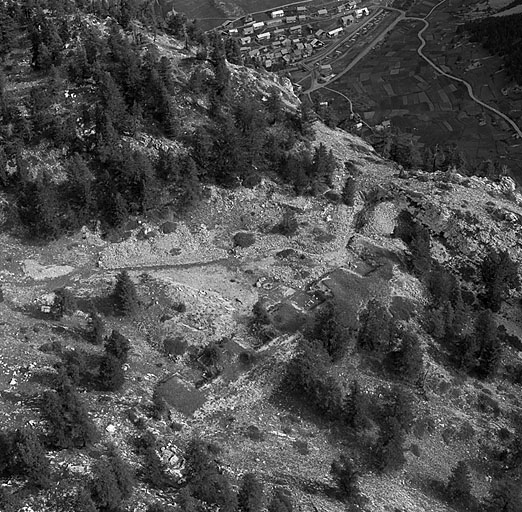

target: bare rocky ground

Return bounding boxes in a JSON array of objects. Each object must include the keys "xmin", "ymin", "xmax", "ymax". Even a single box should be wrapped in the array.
[{"xmin": 2, "ymin": 118, "xmax": 522, "ymax": 510}]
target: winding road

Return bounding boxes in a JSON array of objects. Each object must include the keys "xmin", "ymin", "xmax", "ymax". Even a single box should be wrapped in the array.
[{"xmin": 305, "ymin": 0, "xmax": 522, "ymax": 140}]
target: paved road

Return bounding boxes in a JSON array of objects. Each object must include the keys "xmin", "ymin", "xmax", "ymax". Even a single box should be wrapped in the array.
[
  {"xmin": 305, "ymin": 0, "xmax": 522, "ymax": 140},
  {"xmin": 410, "ymin": 1, "xmax": 522, "ymax": 139}
]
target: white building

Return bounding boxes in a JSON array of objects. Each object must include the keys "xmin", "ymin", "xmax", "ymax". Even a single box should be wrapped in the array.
[
  {"xmin": 257, "ymin": 31, "xmax": 271, "ymax": 41},
  {"xmin": 317, "ymin": 8, "xmax": 328, "ymax": 16},
  {"xmin": 253, "ymin": 21, "xmax": 265, "ymax": 30},
  {"xmin": 271, "ymin": 9, "xmax": 284, "ymax": 18},
  {"xmin": 327, "ymin": 27, "xmax": 343, "ymax": 37},
  {"xmin": 240, "ymin": 36, "xmax": 251, "ymax": 45}
]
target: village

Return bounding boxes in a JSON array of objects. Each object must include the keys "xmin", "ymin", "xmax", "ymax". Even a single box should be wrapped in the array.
[{"xmin": 221, "ymin": 1, "xmax": 382, "ymax": 71}]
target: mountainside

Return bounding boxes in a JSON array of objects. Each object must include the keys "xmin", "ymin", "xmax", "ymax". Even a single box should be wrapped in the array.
[{"xmin": 1, "ymin": 2, "xmax": 522, "ymax": 512}]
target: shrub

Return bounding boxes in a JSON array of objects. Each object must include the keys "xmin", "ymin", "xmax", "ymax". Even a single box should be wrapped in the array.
[
  {"xmin": 238, "ymin": 472, "xmax": 264, "ymax": 512},
  {"xmin": 342, "ymin": 177, "xmax": 356, "ymax": 206},
  {"xmin": 483, "ymin": 477, "xmax": 519, "ymax": 512},
  {"xmin": 182, "ymin": 438, "xmax": 237, "ymax": 511},
  {"xmin": 357, "ymin": 299, "xmax": 392, "ymax": 352},
  {"xmin": 99, "ymin": 354, "xmax": 125, "ymax": 391},
  {"xmin": 245, "ymin": 425, "xmax": 264, "ymax": 441},
  {"xmin": 311, "ymin": 300, "xmax": 345, "ymax": 360},
  {"xmin": 105, "ymin": 329, "xmax": 130, "ymax": 363},
  {"xmin": 252, "ymin": 300, "xmax": 270, "ymax": 326},
  {"xmin": 275, "ymin": 211, "xmax": 298, "ymax": 236},
  {"xmin": 112, "ymin": 270, "xmax": 139, "ymax": 316},
  {"xmin": 11, "ymin": 428, "xmax": 51, "ymax": 488},
  {"xmin": 343, "ymin": 379, "xmax": 369, "ymax": 432},
  {"xmin": 446, "ymin": 461, "xmax": 473, "ymax": 507},
  {"xmin": 56, "ymin": 349, "xmax": 86, "ymax": 386},
  {"xmin": 87, "ymin": 312, "xmax": 104, "ymax": 344},
  {"xmin": 373, "ymin": 417, "xmax": 406, "ymax": 472},
  {"xmin": 74, "ymin": 489, "xmax": 97, "ymax": 512},
  {"xmin": 200, "ymin": 342, "xmax": 222, "ymax": 368},
  {"xmin": 151, "ymin": 387, "xmax": 170, "ymax": 420},
  {"xmin": 234, "ymin": 232, "xmax": 256, "ymax": 248},
  {"xmin": 0, "ymin": 487, "xmax": 19, "ymax": 512},
  {"xmin": 91, "ymin": 459, "xmax": 123, "ymax": 511},
  {"xmin": 330, "ymin": 454, "xmax": 362, "ymax": 502},
  {"xmin": 147, "ymin": 504, "xmax": 177, "ymax": 512},
  {"xmin": 268, "ymin": 488, "xmax": 293, "ymax": 512},
  {"xmin": 50, "ymin": 288, "xmax": 78, "ymax": 319},
  {"xmin": 91, "ymin": 449, "xmax": 134, "ymax": 511},
  {"xmin": 387, "ymin": 331, "xmax": 424, "ymax": 383},
  {"xmin": 294, "ymin": 439, "xmax": 309, "ymax": 455},
  {"xmin": 43, "ymin": 376, "xmax": 98, "ymax": 449}
]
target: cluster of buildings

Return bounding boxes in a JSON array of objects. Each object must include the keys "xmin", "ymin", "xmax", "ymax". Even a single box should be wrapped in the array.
[{"xmin": 223, "ymin": 2, "xmax": 371, "ymax": 69}]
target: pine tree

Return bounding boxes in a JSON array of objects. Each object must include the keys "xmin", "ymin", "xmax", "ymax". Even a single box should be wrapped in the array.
[
  {"xmin": 87, "ymin": 312, "xmax": 104, "ymax": 345},
  {"xmin": 357, "ymin": 299, "xmax": 391, "ymax": 352},
  {"xmin": 238, "ymin": 472, "xmax": 264, "ymax": 512},
  {"xmin": 481, "ymin": 250, "xmax": 519, "ymax": 312},
  {"xmin": 112, "ymin": 270, "xmax": 138, "ymax": 316},
  {"xmin": 342, "ymin": 176, "xmax": 356, "ymax": 206},
  {"xmin": 107, "ymin": 446, "xmax": 134, "ymax": 500},
  {"xmin": 11, "ymin": 428, "xmax": 50, "ymax": 488},
  {"xmin": 330, "ymin": 454, "xmax": 362, "ymax": 501},
  {"xmin": 50, "ymin": 288, "xmax": 77, "ymax": 320},
  {"xmin": 177, "ymin": 157, "xmax": 202, "ymax": 212},
  {"xmin": 267, "ymin": 488, "xmax": 293, "ymax": 512},
  {"xmin": 374, "ymin": 417, "xmax": 406, "ymax": 472},
  {"xmin": 475, "ymin": 309, "xmax": 501, "ymax": 378},
  {"xmin": 252, "ymin": 300, "xmax": 270, "ymax": 326},
  {"xmin": 311, "ymin": 301, "xmax": 345, "ymax": 360},
  {"xmin": 99, "ymin": 354, "xmax": 125, "ymax": 391},
  {"xmin": 0, "ymin": 487, "xmax": 19, "ymax": 512},
  {"xmin": 446, "ymin": 461, "xmax": 473, "ymax": 506},
  {"xmin": 484, "ymin": 478, "xmax": 520, "ymax": 512},
  {"xmin": 105, "ymin": 330, "xmax": 131, "ymax": 362},
  {"xmin": 43, "ymin": 376, "xmax": 98, "ymax": 449},
  {"xmin": 343, "ymin": 380, "xmax": 368, "ymax": 432},
  {"xmin": 91, "ymin": 459, "xmax": 123, "ymax": 511},
  {"xmin": 410, "ymin": 222, "xmax": 431, "ymax": 275},
  {"xmin": 390, "ymin": 332, "xmax": 424, "ymax": 383}
]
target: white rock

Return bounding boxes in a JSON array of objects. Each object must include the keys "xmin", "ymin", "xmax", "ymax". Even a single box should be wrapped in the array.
[{"xmin": 106, "ymin": 424, "xmax": 116, "ymax": 434}]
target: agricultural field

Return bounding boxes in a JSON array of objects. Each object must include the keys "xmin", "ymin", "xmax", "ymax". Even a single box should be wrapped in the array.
[{"xmin": 313, "ymin": 0, "xmax": 522, "ymax": 175}]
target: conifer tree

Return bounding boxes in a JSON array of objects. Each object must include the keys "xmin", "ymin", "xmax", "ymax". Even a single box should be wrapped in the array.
[
  {"xmin": 43, "ymin": 376, "xmax": 98, "ymax": 449},
  {"xmin": 390, "ymin": 331, "xmax": 424, "ymax": 383},
  {"xmin": 475, "ymin": 309, "xmax": 501, "ymax": 378},
  {"xmin": 446, "ymin": 461, "xmax": 473, "ymax": 506},
  {"xmin": 484, "ymin": 477, "xmax": 520, "ymax": 512},
  {"xmin": 374, "ymin": 417, "xmax": 406, "ymax": 472},
  {"xmin": 342, "ymin": 176, "xmax": 356, "ymax": 206},
  {"xmin": 330, "ymin": 454, "xmax": 362, "ymax": 501},
  {"xmin": 481, "ymin": 250, "xmax": 519, "ymax": 312},
  {"xmin": 238, "ymin": 472, "xmax": 264, "ymax": 512},
  {"xmin": 11, "ymin": 428, "xmax": 51, "ymax": 488},
  {"xmin": 105, "ymin": 330, "xmax": 130, "ymax": 363},
  {"xmin": 50, "ymin": 287, "xmax": 78, "ymax": 319},
  {"xmin": 74, "ymin": 489, "xmax": 97, "ymax": 512},
  {"xmin": 343, "ymin": 380, "xmax": 368, "ymax": 432},
  {"xmin": 91, "ymin": 459, "xmax": 123, "ymax": 511},
  {"xmin": 311, "ymin": 300, "xmax": 344, "ymax": 360},
  {"xmin": 358, "ymin": 299, "xmax": 391, "ymax": 352},
  {"xmin": 87, "ymin": 311, "xmax": 104, "ymax": 345},
  {"xmin": 112, "ymin": 270, "xmax": 138, "ymax": 316},
  {"xmin": 252, "ymin": 300, "xmax": 270, "ymax": 326},
  {"xmin": 268, "ymin": 488, "xmax": 293, "ymax": 512},
  {"xmin": 177, "ymin": 157, "xmax": 202, "ymax": 212},
  {"xmin": 99, "ymin": 354, "xmax": 125, "ymax": 391}
]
